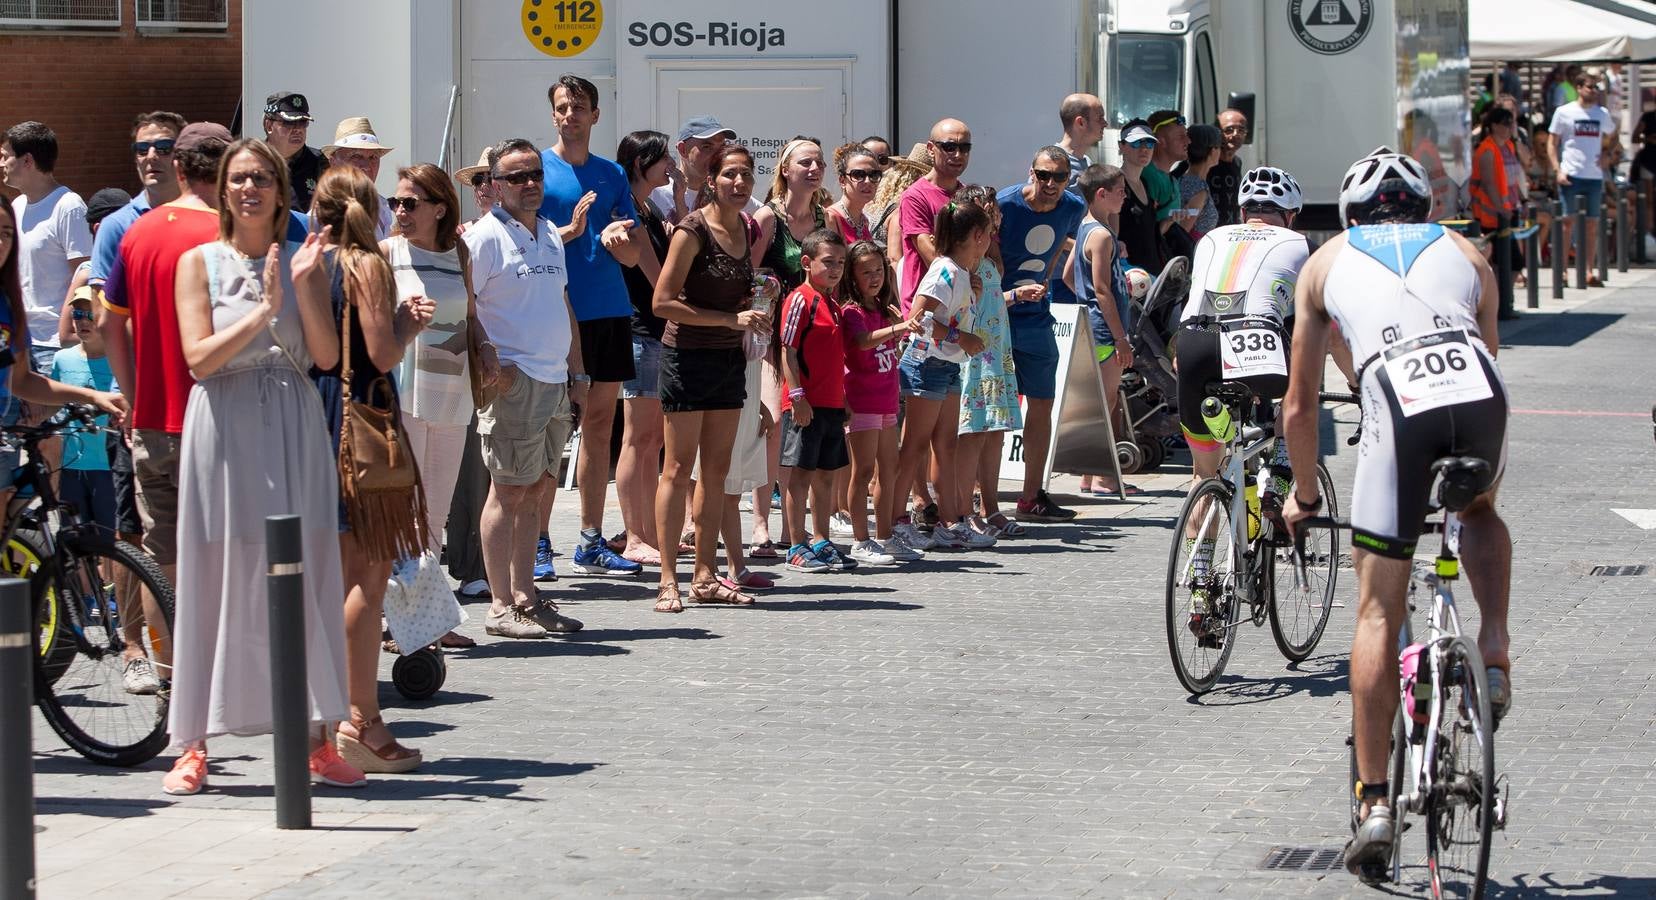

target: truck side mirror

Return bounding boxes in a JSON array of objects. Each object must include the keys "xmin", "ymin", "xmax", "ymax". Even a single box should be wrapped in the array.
[{"xmin": 1227, "ymin": 92, "xmax": 1256, "ymax": 145}]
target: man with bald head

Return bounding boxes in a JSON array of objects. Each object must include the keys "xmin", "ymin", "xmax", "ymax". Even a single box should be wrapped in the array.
[
  {"xmin": 1210, "ymin": 108, "xmax": 1249, "ymax": 226},
  {"xmin": 1056, "ymin": 93, "xmax": 1105, "ymax": 189},
  {"xmin": 898, "ymin": 118, "xmax": 972, "ymax": 311}
]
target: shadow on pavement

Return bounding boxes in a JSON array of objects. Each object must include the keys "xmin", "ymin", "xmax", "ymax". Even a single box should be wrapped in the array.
[
  {"xmin": 454, "ymin": 640, "xmax": 629, "ymax": 660},
  {"xmin": 756, "ymin": 597, "xmax": 923, "ymax": 612},
  {"xmin": 1188, "ymin": 654, "xmax": 1349, "ymax": 706},
  {"xmin": 565, "ymin": 626, "xmax": 722, "ymax": 642},
  {"xmin": 37, "ymin": 796, "xmax": 171, "ymax": 818},
  {"xmin": 1489, "ymin": 873, "xmax": 1656, "ymax": 897},
  {"xmin": 1501, "ymin": 312, "xmax": 1623, "ymax": 347}
]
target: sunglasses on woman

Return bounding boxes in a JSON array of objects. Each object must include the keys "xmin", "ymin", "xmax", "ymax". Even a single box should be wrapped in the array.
[
  {"xmin": 386, "ymin": 196, "xmax": 433, "ymax": 212},
  {"xmin": 842, "ymin": 169, "xmax": 881, "ymax": 182}
]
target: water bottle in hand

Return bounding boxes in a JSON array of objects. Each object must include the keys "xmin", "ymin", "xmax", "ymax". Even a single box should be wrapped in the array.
[{"xmin": 745, "ymin": 268, "xmax": 782, "ymax": 361}]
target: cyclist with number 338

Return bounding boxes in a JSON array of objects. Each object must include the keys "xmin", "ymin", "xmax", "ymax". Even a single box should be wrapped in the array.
[{"xmin": 1281, "ymin": 148, "xmax": 1514, "ymax": 880}]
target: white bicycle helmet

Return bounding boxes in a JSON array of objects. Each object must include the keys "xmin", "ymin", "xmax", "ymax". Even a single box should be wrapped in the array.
[
  {"xmin": 1338, "ymin": 147, "xmax": 1432, "ymax": 225},
  {"xmin": 1237, "ymin": 166, "xmax": 1303, "ymax": 212}
]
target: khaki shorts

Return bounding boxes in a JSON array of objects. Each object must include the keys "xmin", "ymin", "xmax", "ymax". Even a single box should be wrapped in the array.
[
  {"xmin": 476, "ymin": 370, "xmax": 573, "ymax": 487},
  {"xmin": 131, "ymin": 429, "xmax": 182, "ymax": 566}
]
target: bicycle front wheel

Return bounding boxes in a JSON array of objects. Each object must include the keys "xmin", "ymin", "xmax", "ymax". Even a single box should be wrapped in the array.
[
  {"xmin": 2, "ymin": 529, "xmax": 76, "ymax": 683},
  {"xmin": 1269, "ymin": 461, "xmax": 1340, "ymax": 661},
  {"xmin": 1425, "ymin": 636, "xmax": 1495, "ymax": 899},
  {"xmin": 33, "ymin": 533, "xmax": 176, "ymax": 767},
  {"xmin": 1165, "ymin": 478, "xmax": 1240, "ymax": 694}
]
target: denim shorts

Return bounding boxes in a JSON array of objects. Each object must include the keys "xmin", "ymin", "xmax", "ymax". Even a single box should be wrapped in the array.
[
  {"xmin": 1559, "ymin": 177, "xmax": 1604, "ymax": 219},
  {"xmin": 897, "ymin": 356, "xmax": 961, "ymax": 401},
  {"xmin": 623, "ymin": 335, "xmax": 663, "ymax": 400}
]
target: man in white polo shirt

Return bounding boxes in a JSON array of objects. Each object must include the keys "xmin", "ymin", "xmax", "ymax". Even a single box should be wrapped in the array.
[{"xmin": 464, "ymin": 137, "xmax": 589, "ymax": 639}]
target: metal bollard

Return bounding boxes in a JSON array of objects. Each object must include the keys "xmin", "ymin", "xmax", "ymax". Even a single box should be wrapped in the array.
[
  {"xmin": 266, "ymin": 515, "xmax": 311, "ymax": 830},
  {"xmin": 0, "ymin": 579, "xmax": 36, "ymax": 899},
  {"xmin": 1552, "ymin": 197, "xmax": 1566, "ymax": 300},
  {"xmin": 1494, "ymin": 213, "xmax": 1515, "ymax": 319},
  {"xmin": 1597, "ymin": 199, "xmax": 1610, "ymax": 285},
  {"xmin": 1575, "ymin": 195, "xmax": 1589, "ymax": 289},
  {"xmin": 1526, "ymin": 203, "xmax": 1540, "ymax": 309},
  {"xmin": 1617, "ymin": 192, "xmax": 1630, "ymax": 273}
]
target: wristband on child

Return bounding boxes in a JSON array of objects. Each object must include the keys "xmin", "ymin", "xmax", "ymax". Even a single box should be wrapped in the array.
[{"xmin": 788, "ymin": 388, "xmax": 807, "ymax": 400}]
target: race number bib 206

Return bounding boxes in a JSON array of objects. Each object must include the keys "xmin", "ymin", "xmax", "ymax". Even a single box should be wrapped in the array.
[
  {"xmin": 1220, "ymin": 321, "xmax": 1286, "ymax": 380},
  {"xmin": 1381, "ymin": 329, "xmax": 1493, "ymax": 417}
]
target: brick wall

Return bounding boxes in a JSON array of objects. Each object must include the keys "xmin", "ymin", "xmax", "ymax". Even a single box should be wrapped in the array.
[{"xmin": 0, "ymin": 4, "xmax": 242, "ymax": 201}]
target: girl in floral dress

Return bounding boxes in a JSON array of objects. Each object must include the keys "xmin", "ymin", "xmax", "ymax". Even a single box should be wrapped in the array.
[{"xmin": 956, "ymin": 185, "xmax": 1024, "ymax": 539}]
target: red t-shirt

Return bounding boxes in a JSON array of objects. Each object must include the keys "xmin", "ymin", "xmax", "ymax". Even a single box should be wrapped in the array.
[
  {"xmin": 102, "ymin": 204, "xmax": 217, "ymax": 434},
  {"xmin": 779, "ymin": 283, "xmax": 846, "ymax": 411},
  {"xmin": 898, "ymin": 178, "xmax": 956, "ymax": 314}
]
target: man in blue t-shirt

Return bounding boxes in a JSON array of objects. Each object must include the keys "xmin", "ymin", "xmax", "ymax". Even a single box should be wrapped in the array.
[
  {"xmin": 997, "ymin": 147, "xmax": 1086, "ymax": 522},
  {"xmin": 89, "ymin": 112, "xmax": 186, "ymax": 292},
  {"xmin": 536, "ymin": 74, "xmax": 656, "ymax": 577}
]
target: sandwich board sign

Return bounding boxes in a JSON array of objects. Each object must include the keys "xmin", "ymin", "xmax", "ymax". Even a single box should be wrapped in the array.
[{"xmin": 999, "ymin": 303, "xmax": 1125, "ymax": 497}]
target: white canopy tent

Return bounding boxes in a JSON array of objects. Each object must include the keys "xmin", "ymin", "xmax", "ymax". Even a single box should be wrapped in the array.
[{"xmin": 1471, "ymin": 0, "xmax": 1656, "ymax": 61}]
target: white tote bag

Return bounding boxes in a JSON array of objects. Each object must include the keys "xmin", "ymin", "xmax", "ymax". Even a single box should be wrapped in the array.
[{"xmin": 384, "ymin": 552, "xmax": 466, "ymax": 653}]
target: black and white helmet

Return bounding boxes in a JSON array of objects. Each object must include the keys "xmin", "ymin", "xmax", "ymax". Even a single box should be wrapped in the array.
[
  {"xmin": 1338, "ymin": 147, "xmax": 1432, "ymax": 225},
  {"xmin": 1237, "ymin": 166, "xmax": 1303, "ymax": 212}
]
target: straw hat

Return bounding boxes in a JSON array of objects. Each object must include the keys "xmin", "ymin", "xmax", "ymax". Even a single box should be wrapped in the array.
[
  {"xmin": 454, "ymin": 147, "xmax": 491, "ymax": 187},
  {"xmin": 322, "ymin": 117, "xmax": 394, "ymax": 158},
  {"xmin": 891, "ymin": 142, "xmax": 933, "ymax": 177}
]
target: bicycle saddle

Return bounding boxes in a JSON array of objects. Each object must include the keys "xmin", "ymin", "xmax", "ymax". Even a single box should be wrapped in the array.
[
  {"xmin": 1203, "ymin": 381, "xmax": 1255, "ymax": 407},
  {"xmin": 1431, "ymin": 456, "xmax": 1490, "ymax": 512}
]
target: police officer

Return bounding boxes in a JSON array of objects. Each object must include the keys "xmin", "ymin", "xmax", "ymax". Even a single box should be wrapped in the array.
[{"xmin": 261, "ymin": 91, "xmax": 327, "ymax": 212}]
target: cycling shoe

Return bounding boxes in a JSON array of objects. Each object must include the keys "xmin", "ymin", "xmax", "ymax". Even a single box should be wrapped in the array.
[
  {"xmin": 1486, "ymin": 666, "xmax": 1512, "ymax": 729},
  {"xmin": 1344, "ymin": 804, "xmax": 1394, "ymax": 883}
]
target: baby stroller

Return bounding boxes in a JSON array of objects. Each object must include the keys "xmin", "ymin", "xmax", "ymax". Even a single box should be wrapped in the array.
[{"xmin": 1113, "ymin": 256, "xmax": 1190, "ymax": 475}]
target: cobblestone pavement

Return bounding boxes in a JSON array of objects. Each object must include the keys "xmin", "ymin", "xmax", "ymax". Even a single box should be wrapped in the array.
[{"xmin": 27, "ymin": 271, "xmax": 1656, "ymax": 898}]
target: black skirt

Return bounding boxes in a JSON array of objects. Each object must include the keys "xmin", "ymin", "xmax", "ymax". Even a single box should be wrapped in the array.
[{"xmin": 659, "ymin": 345, "xmax": 747, "ymax": 413}]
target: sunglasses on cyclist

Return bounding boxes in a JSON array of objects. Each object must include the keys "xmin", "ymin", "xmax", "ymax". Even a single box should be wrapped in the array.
[
  {"xmin": 132, "ymin": 139, "xmax": 176, "ymax": 156},
  {"xmin": 386, "ymin": 196, "xmax": 434, "ymax": 212},
  {"xmin": 492, "ymin": 168, "xmax": 544, "ymax": 186},
  {"xmin": 932, "ymin": 140, "xmax": 972, "ymax": 155},
  {"xmin": 1032, "ymin": 170, "xmax": 1068, "ymax": 185}
]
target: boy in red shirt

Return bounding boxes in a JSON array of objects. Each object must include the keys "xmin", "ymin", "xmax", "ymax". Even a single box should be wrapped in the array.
[{"xmin": 779, "ymin": 230, "xmax": 852, "ymax": 573}]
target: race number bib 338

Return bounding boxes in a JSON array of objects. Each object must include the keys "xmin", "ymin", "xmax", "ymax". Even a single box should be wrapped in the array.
[
  {"xmin": 1381, "ymin": 329, "xmax": 1492, "ymax": 417},
  {"xmin": 1220, "ymin": 322, "xmax": 1286, "ymax": 380}
]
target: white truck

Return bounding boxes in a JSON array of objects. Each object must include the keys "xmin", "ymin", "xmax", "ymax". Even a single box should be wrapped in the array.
[{"xmin": 243, "ymin": 0, "xmax": 1467, "ymax": 226}]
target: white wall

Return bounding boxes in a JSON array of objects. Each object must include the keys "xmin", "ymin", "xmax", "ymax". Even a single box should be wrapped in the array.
[{"xmin": 243, "ymin": 0, "xmax": 457, "ymax": 198}]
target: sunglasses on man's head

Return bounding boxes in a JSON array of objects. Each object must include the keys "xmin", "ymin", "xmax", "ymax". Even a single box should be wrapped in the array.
[
  {"xmin": 133, "ymin": 139, "xmax": 175, "ymax": 157},
  {"xmin": 492, "ymin": 168, "xmax": 544, "ymax": 185},
  {"xmin": 1152, "ymin": 115, "xmax": 1187, "ymax": 130}
]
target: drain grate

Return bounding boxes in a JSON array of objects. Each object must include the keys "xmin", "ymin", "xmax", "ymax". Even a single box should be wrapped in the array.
[
  {"xmin": 1590, "ymin": 565, "xmax": 1649, "ymax": 576},
  {"xmin": 1260, "ymin": 846, "xmax": 1345, "ymax": 873}
]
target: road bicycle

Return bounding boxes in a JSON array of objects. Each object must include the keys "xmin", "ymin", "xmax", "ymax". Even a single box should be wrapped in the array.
[
  {"xmin": 1, "ymin": 408, "xmax": 175, "ymax": 766},
  {"xmin": 1301, "ymin": 456, "xmax": 1507, "ymax": 900},
  {"xmin": 1163, "ymin": 383, "xmax": 1344, "ymax": 694}
]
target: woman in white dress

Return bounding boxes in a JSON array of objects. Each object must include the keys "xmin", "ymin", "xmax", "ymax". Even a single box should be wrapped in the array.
[{"xmin": 163, "ymin": 138, "xmax": 363, "ymax": 795}]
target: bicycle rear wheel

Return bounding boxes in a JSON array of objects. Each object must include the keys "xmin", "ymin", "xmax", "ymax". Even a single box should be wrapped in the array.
[
  {"xmin": 1425, "ymin": 636, "xmax": 1494, "ymax": 899},
  {"xmin": 33, "ymin": 533, "xmax": 175, "ymax": 767},
  {"xmin": 1269, "ymin": 461, "xmax": 1339, "ymax": 661},
  {"xmin": 1165, "ymin": 478, "xmax": 1241, "ymax": 694}
]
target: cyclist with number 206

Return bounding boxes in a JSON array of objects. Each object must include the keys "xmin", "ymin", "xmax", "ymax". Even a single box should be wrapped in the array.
[{"xmin": 1282, "ymin": 148, "xmax": 1514, "ymax": 880}]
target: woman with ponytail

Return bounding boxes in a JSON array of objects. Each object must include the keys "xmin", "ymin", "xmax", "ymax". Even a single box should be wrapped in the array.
[{"xmin": 299, "ymin": 165, "xmax": 435, "ymax": 774}]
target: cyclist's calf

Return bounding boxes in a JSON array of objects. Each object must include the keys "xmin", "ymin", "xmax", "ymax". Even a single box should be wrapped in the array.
[
  {"xmin": 1456, "ymin": 493, "xmax": 1513, "ymax": 671},
  {"xmin": 1351, "ymin": 550, "xmax": 1412, "ymax": 784}
]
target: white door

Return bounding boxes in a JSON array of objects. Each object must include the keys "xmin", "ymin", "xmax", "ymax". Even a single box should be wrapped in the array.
[{"xmin": 651, "ymin": 60, "xmax": 850, "ymax": 182}]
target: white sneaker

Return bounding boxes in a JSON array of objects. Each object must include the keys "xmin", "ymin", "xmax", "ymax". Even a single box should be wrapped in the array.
[
  {"xmin": 739, "ymin": 496, "xmax": 754, "ymax": 513},
  {"xmin": 458, "ymin": 579, "xmax": 490, "ymax": 598},
  {"xmin": 893, "ymin": 522, "xmax": 936, "ymax": 551},
  {"xmin": 951, "ymin": 521, "xmax": 998, "ymax": 549},
  {"xmin": 829, "ymin": 512, "xmax": 857, "ymax": 538},
  {"xmin": 850, "ymin": 539, "xmax": 896, "ymax": 566},
  {"xmin": 881, "ymin": 536, "xmax": 924, "ymax": 561},
  {"xmin": 122, "ymin": 657, "xmax": 161, "ymax": 694}
]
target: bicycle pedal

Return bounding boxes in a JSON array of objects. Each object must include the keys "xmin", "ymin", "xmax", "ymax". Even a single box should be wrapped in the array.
[{"xmin": 1492, "ymin": 774, "xmax": 1510, "ymax": 830}]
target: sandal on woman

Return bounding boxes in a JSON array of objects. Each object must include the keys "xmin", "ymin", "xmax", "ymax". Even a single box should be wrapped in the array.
[
  {"xmin": 986, "ymin": 513, "xmax": 1028, "ymax": 538},
  {"xmin": 623, "ymin": 544, "xmax": 662, "ymax": 566},
  {"xmin": 748, "ymin": 540, "xmax": 780, "ymax": 559},
  {"xmin": 730, "ymin": 568, "xmax": 774, "ymax": 591},
  {"xmin": 654, "ymin": 584, "xmax": 684, "ymax": 613},
  {"xmin": 335, "ymin": 715, "xmax": 422, "ymax": 774},
  {"xmin": 689, "ymin": 579, "xmax": 756, "ymax": 606},
  {"xmin": 438, "ymin": 630, "xmax": 475, "ymax": 649}
]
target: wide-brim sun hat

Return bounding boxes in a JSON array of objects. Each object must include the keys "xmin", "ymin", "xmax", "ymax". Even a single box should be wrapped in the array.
[
  {"xmin": 891, "ymin": 142, "xmax": 933, "ymax": 176},
  {"xmin": 454, "ymin": 147, "xmax": 491, "ymax": 187},
  {"xmin": 322, "ymin": 116, "xmax": 394, "ymax": 158}
]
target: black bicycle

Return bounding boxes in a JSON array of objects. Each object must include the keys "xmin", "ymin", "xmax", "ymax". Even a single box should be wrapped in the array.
[{"xmin": 1, "ymin": 407, "xmax": 175, "ymax": 766}]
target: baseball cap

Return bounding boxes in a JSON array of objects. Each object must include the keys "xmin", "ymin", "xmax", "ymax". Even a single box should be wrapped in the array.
[
  {"xmin": 175, "ymin": 122, "xmax": 234, "ymax": 153},
  {"xmin": 85, "ymin": 188, "xmax": 132, "ymax": 226},
  {"xmin": 676, "ymin": 115, "xmax": 737, "ymax": 144},
  {"xmin": 1119, "ymin": 119, "xmax": 1158, "ymax": 146},
  {"xmin": 264, "ymin": 92, "xmax": 314, "ymax": 123}
]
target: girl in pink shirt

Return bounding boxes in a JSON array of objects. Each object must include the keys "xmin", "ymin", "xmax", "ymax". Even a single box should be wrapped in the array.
[{"xmin": 840, "ymin": 240, "xmax": 920, "ymax": 561}]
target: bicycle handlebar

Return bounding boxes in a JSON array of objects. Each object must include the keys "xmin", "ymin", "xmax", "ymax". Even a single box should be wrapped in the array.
[
  {"xmin": 1319, "ymin": 391, "xmax": 1359, "ymax": 405},
  {"xmin": 0, "ymin": 404, "xmax": 109, "ymax": 446}
]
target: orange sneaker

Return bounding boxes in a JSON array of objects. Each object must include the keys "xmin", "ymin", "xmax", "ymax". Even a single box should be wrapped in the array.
[
  {"xmin": 309, "ymin": 741, "xmax": 367, "ymax": 788},
  {"xmin": 162, "ymin": 748, "xmax": 208, "ymax": 795}
]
